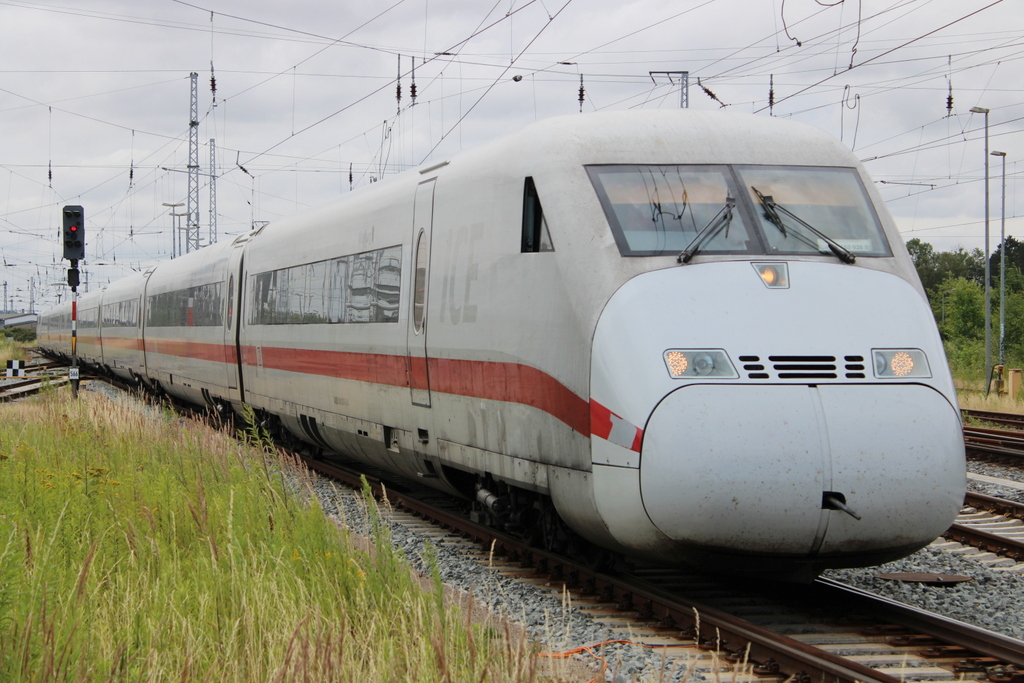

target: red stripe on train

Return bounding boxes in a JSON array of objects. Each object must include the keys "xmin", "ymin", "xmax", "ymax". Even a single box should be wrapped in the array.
[
  {"xmin": 99, "ymin": 337, "xmax": 145, "ymax": 351},
  {"xmin": 132, "ymin": 339, "xmax": 591, "ymax": 437},
  {"xmin": 145, "ymin": 339, "xmax": 238, "ymax": 364},
  {"xmin": 250, "ymin": 345, "xmax": 590, "ymax": 436},
  {"xmin": 589, "ymin": 399, "xmax": 643, "ymax": 452}
]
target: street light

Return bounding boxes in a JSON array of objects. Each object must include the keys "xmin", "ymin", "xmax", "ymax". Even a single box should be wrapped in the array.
[
  {"xmin": 970, "ymin": 106, "xmax": 992, "ymax": 393},
  {"xmin": 162, "ymin": 202, "xmax": 184, "ymax": 259},
  {"xmin": 992, "ymin": 150, "xmax": 1007, "ymax": 370}
]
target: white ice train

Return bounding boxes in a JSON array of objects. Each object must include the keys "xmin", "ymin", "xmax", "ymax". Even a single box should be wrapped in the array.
[{"xmin": 39, "ymin": 110, "xmax": 966, "ymax": 579}]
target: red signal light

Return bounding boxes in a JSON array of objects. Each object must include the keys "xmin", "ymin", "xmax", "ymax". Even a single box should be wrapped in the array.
[{"xmin": 70, "ymin": 225, "xmax": 78, "ymax": 232}]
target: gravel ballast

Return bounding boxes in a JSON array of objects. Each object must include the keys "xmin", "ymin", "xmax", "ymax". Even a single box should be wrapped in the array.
[{"xmin": 824, "ymin": 456, "xmax": 1024, "ymax": 641}]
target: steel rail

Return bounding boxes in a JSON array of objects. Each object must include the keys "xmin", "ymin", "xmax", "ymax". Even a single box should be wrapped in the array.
[
  {"xmin": 944, "ymin": 492, "xmax": 1024, "ymax": 563},
  {"xmin": 966, "ymin": 491, "xmax": 1024, "ymax": 519},
  {"xmin": 964, "ymin": 426, "xmax": 1024, "ymax": 458},
  {"xmin": 814, "ymin": 578, "xmax": 1024, "ymax": 668},
  {"xmin": 0, "ymin": 376, "xmax": 69, "ymax": 401},
  {"xmin": 964, "ymin": 409, "xmax": 1024, "ymax": 431},
  {"xmin": 945, "ymin": 523, "xmax": 1024, "ymax": 562}
]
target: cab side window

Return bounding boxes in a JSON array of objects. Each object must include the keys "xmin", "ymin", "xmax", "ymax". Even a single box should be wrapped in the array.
[{"xmin": 521, "ymin": 177, "xmax": 554, "ymax": 253}]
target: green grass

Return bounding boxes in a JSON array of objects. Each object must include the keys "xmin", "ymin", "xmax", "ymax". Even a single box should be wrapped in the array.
[
  {"xmin": 0, "ymin": 390, "xmax": 543, "ymax": 682},
  {"xmin": 0, "ymin": 335, "xmax": 26, "ymax": 367}
]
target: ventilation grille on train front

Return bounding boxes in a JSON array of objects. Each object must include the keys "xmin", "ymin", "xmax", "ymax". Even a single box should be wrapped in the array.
[{"xmin": 738, "ymin": 355, "xmax": 867, "ymax": 380}]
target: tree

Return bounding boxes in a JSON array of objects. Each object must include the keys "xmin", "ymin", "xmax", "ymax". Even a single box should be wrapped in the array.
[
  {"xmin": 990, "ymin": 236, "xmax": 1024, "ymax": 293},
  {"xmin": 1002, "ymin": 289, "xmax": 1024, "ymax": 361},
  {"xmin": 933, "ymin": 277, "xmax": 984, "ymax": 341},
  {"xmin": 905, "ymin": 238, "xmax": 940, "ymax": 291},
  {"xmin": 934, "ymin": 247, "xmax": 985, "ymax": 286}
]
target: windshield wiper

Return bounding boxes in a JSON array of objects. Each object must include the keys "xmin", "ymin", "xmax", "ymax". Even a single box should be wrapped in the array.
[
  {"xmin": 751, "ymin": 186, "xmax": 856, "ymax": 264},
  {"xmin": 677, "ymin": 195, "xmax": 735, "ymax": 264}
]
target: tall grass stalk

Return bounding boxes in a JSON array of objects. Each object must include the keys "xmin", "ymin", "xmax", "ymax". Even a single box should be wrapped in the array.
[
  {"xmin": 0, "ymin": 390, "xmax": 540, "ymax": 681},
  {"xmin": 957, "ymin": 389, "xmax": 1024, "ymax": 415}
]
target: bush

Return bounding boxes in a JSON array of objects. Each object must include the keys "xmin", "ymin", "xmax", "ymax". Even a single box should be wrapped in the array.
[
  {"xmin": 944, "ymin": 338, "xmax": 987, "ymax": 387},
  {"xmin": 1, "ymin": 326, "xmax": 35, "ymax": 343}
]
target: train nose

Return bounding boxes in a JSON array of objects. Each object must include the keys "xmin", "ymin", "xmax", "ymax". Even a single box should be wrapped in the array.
[{"xmin": 639, "ymin": 383, "xmax": 964, "ymax": 559}]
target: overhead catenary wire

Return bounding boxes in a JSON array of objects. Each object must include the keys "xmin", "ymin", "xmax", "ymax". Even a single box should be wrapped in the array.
[
  {"xmin": 4, "ymin": 1, "xmax": 1024, "ymax": 310},
  {"xmin": 753, "ymin": 0, "xmax": 1008, "ymax": 114}
]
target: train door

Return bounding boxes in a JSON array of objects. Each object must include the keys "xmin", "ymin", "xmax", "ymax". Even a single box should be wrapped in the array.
[
  {"xmin": 137, "ymin": 269, "xmax": 155, "ymax": 382},
  {"xmin": 222, "ymin": 235, "xmax": 249, "ymax": 403},
  {"xmin": 406, "ymin": 179, "xmax": 435, "ymax": 407}
]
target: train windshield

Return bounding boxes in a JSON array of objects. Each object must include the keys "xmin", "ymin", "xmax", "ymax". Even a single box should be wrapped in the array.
[
  {"xmin": 587, "ymin": 165, "xmax": 758, "ymax": 257},
  {"xmin": 588, "ymin": 165, "xmax": 891, "ymax": 259},
  {"xmin": 736, "ymin": 166, "xmax": 890, "ymax": 258}
]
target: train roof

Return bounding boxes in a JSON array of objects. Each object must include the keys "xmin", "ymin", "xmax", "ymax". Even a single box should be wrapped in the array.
[
  {"xmin": 451, "ymin": 109, "xmax": 858, "ymax": 172},
  {"xmin": 248, "ymin": 110, "xmax": 864, "ymax": 249}
]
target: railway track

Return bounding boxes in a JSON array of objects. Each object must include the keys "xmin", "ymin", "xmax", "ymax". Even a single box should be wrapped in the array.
[
  {"xmin": 939, "ymin": 492, "xmax": 1024, "ymax": 570},
  {"xmin": 964, "ymin": 410, "xmax": 1024, "ymax": 432},
  {"xmin": 300, "ymin": 453, "xmax": 1024, "ymax": 683},
  {"xmin": 964, "ymin": 425, "xmax": 1024, "ymax": 460},
  {"xmin": 0, "ymin": 356, "xmax": 69, "ymax": 401},
  {"xmin": 961, "ymin": 410, "xmax": 1024, "ymax": 463}
]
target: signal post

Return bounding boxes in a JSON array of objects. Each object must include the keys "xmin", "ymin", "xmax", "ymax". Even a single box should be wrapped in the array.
[{"xmin": 62, "ymin": 205, "xmax": 84, "ymax": 398}]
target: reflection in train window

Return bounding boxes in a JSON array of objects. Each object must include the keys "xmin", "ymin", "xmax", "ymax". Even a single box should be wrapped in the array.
[
  {"xmin": 735, "ymin": 165, "xmax": 891, "ymax": 257},
  {"xmin": 588, "ymin": 165, "xmax": 758, "ymax": 257},
  {"xmin": 79, "ymin": 308, "xmax": 99, "ymax": 329},
  {"xmin": 102, "ymin": 299, "xmax": 139, "ymax": 328},
  {"xmin": 412, "ymin": 231, "xmax": 427, "ymax": 333},
  {"xmin": 146, "ymin": 282, "xmax": 224, "ymax": 327},
  {"xmin": 249, "ymin": 244, "xmax": 402, "ymax": 325},
  {"xmin": 226, "ymin": 275, "xmax": 235, "ymax": 328}
]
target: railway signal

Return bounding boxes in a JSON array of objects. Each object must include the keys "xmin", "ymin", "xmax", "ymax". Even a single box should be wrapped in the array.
[
  {"xmin": 62, "ymin": 205, "xmax": 85, "ymax": 260},
  {"xmin": 61, "ymin": 204, "xmax": 84, "ymax": 399}
]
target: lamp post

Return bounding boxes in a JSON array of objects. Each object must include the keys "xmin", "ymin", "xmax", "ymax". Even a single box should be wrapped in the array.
[
  {"xmin": 970, "ymin": 106, "xmax": 992, "ymax": 393},
  {"xmin": 162, "ymin": 202, "xmax": 184, "ymax": 259},
  {"xmin": 992, "ymin": 150, "xmax": 1007, "ymax": 369}
]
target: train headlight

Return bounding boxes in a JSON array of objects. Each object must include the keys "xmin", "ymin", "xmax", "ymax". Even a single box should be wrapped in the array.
[
  {"xmin": 663, "ymin": 349, "xmax": 738, "ymax": 379},
  {"xmin": 752, "ymin": 262, "xmax": 789, "ymax": 289},
  {"xmin": 872, "ymin": 349, "xmax": 931, "ymax": 378}
]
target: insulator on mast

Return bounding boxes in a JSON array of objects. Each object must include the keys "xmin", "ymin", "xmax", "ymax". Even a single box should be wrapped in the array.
[
  {"xmin": 698, "ymin": 77, "xmax": 725, "ymax": 107},
  {"xmin": 410, "ymin": 57, "xmax": 417, "ymax": 103},
  {"xmin": 945, "ymin": 56, "xmax": 953, "ymax": 118}
]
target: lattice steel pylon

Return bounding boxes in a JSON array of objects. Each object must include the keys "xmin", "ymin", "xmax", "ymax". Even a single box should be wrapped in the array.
[
  {"xmin": 186, "ymin": 72, "xmax": 201, "ymax": 253},
  {"xmin": 209, "ymin": 138, "xmax": 217, "ymax": 245},
  {"xmin": 649, "ymin": 71, "xmax": 689, "ymax": 108}
]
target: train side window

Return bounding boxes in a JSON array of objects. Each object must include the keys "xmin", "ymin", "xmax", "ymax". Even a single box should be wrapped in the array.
[
  {"xmin": 412, "ymin": 229, "xmax": 427, "ymax": 333},
  {"xmin": 226, "ymin": 275, "xmax": 235, "ymax": 328},
  {"xmin": 521, "ymin": 177, "xmax": 554, "ymax": 253}
]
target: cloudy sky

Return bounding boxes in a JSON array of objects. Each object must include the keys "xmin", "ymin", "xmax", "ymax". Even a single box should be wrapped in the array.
[{"xmin": 1, "ymin": 0, "xmax": 1021, "ymax": 311}]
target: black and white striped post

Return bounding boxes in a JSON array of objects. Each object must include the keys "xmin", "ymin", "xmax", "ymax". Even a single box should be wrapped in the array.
[
  {"xmin": 5, "ymin": 360, "xmax": 25, "ymax": 377},
  {"xmin": 69, "ymin": 264, "xmax": 79, "ymax": 398}
]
